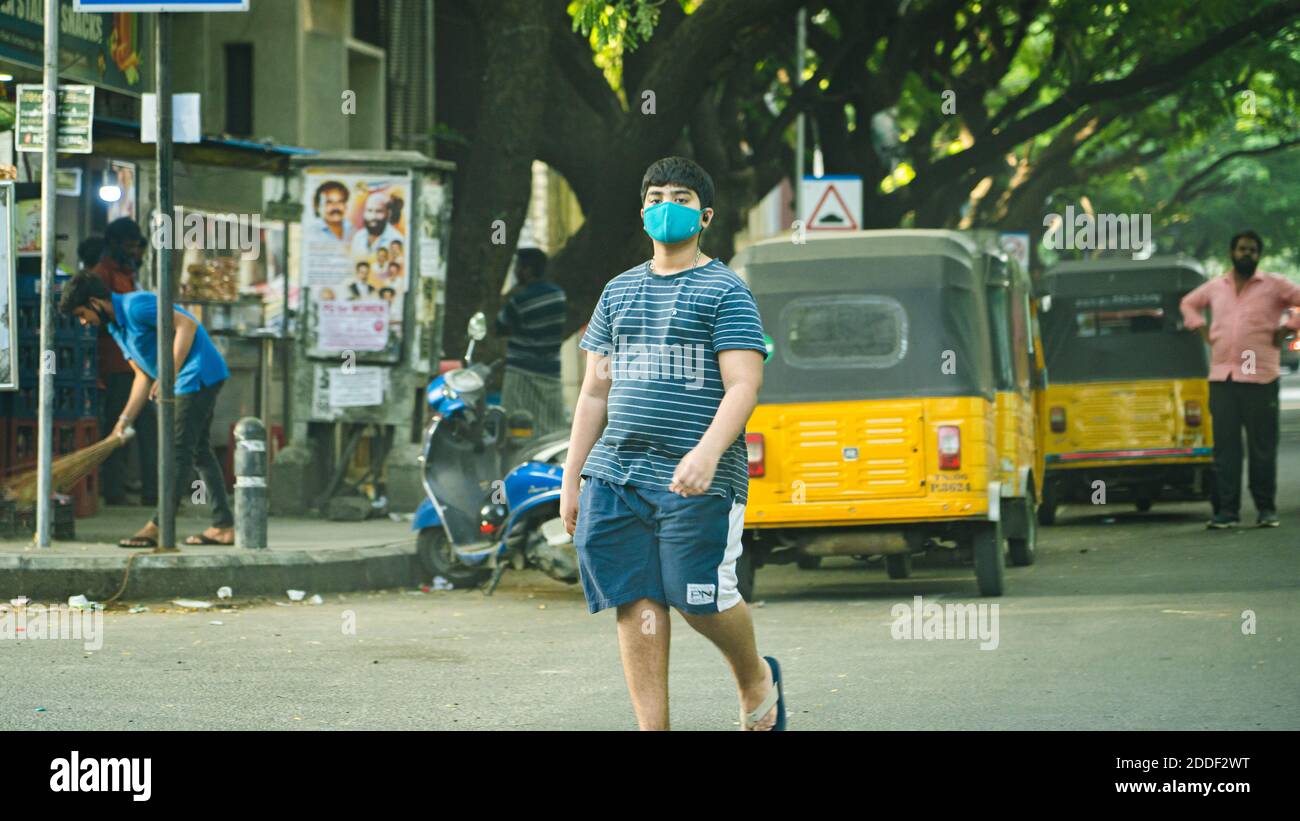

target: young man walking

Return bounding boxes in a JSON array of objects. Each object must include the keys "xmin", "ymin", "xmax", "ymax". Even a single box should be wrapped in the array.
[
  {"xmin": 560, "ymin": 157, "xmax": 784, "ymax": 731},
  {"xmin": 1181, "ymin": 230, "xmax": 1300, "ymax": 529},
  {"xmin": 60, "ymin": 274, "xmax": 234, "ymax": 548}
]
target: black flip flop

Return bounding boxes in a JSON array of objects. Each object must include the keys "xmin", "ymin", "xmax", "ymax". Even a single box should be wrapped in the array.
[
  {"xmin": 742, "ymin": 656, "xmax": 787, "ymax": 731},
  {"xmin": 118, "ymin": 536, "xmax": 158, "ymax": 549}
]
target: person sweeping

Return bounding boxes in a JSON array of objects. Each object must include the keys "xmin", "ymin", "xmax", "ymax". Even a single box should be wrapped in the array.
[{"xmin": 59, "ymin": 274, "xmax": 234, "ymax": 548}]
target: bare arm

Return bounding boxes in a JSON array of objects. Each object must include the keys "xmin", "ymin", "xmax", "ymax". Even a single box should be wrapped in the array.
[
  {"xmin": 669, "ymin": 349, "xmax": 764, "ymax": 496},
  {"xmin": 1179, "ymin": 281, "xmax": 1211, "ymax": 336},
  {"xmin": 560, "ymin": 350, "xmax": 611, "ymax": 533},
  {"xmin": 173, "ymin": 311, "xmax": 199, "ymax": 371},
  {"xmin": 111, "ymin": 360, "xmax": 153, "ymax": 439},
  {"xmin": 147, "ymin": 310, "xmax": 199, "ymax": 400}
]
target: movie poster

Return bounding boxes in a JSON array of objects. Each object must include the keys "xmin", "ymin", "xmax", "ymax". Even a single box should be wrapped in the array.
[{"xmin": 302, "ymin": 169, "xmax": 410, "ymax": 357}]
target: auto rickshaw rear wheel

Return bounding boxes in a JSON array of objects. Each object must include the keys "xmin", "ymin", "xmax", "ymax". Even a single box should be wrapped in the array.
[
  {"xmin": 1037, "ymin": 483, "xmax": 1058, "ymax": 526},
  {"xmin": 1134, "ymin": 498, "xmax": 1153, "ymax": 512},
  {"xmin": 885, "ymin": 552, "xmax": 912, "ymax": 579},
  {"xmin": 1008, "ymin": 487, "xmax": 1038, "ymax": 567},
  {"xmin": 973, "ymin": 521, "xmax": 1006, "ymax": 597}
]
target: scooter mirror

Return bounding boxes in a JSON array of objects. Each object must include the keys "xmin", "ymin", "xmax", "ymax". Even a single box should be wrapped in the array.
[
  {"xmin": 1038, "ymin": 295, "xmax": 1052, "ymax": 313},
  {"xmin": 468, "ymin": 312, "xmax": 488, "ymax": 341}
]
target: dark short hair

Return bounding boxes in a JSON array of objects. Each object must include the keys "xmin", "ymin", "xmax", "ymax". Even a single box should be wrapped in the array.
[
  {"xmin": 387, "ymin": 262, "xmax": 400, "ymax": 271},
  {"xmin": 516, "ymin": 248, "xmax": 548, "ymax": 279},
  {"xmin": 58, "ymin": 273, "xmax": 112, "ymax": 316},
  {"xmin": 390, "ymin": 239, "xmax": 403, "ymax": 248},
  {"xmin": 379, "ymin": 287, "xmax": 395, "ymax": 297},
  {"xmin": 78, "ymin": 236, "xmax": 105, "ymax": 269},
  {"xmin": 356, "ymin": 261, "xmax": 370, "ymax": 271},
  {"xmin": 1230, "ymin": 230, "xmax": 1263, "ymax": 255},
  {"xmin": 314, "ymin": 180, "xmax": 349, "ymax": 214},
  {"xmin": 640, "ymin": 156, "xmax": 714, "ymax": 210},
  {"xmin": 105, "ymin": 217, "xmax": 144, "ymax": 248}
]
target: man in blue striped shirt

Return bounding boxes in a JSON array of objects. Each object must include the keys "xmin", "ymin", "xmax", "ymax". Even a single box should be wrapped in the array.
[
  {"xmin": 496, "ymin": 248, "xmax": 567, "ymax": 433},
  {"xmin": 561, "ymin": 157, "xmax": 785, "ymax": 731}
]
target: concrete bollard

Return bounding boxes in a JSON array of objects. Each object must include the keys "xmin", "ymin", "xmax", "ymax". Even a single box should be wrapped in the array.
[{"xmin": 234, "ymin": 417, "xmax": 269, "ymax": 550}]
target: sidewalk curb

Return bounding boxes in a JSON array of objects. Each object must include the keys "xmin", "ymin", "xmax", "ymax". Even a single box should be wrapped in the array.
[{"xmin": 0, "ymin": 539, "xmax": 422, "ymax": 601}]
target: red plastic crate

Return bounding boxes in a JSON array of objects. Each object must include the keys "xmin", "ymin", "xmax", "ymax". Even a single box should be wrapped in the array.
[{"xmin": 72, "ymin": 472, "xmax": 98, "ymax": 518}]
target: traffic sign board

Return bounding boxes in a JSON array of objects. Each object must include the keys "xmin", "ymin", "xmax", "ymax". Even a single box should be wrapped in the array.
[{"xmin": 800, "ymin": 175, "xmax": 861, "ymax": 232}]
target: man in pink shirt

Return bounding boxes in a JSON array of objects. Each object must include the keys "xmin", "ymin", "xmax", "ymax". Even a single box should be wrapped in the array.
[{"xmin": 1180, "ymin": 230, "xmax": 1300, "ymax": 529}]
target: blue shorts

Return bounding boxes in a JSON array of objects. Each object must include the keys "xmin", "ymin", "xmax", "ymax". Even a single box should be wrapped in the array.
[{"xmin": 573, "ymin": 477, "xmax": 746, "ymax": 615}]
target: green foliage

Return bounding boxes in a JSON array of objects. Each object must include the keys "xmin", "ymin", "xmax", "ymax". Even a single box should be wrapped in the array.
[{"xmin": 570, "ymin": 0, "xmax": 664, "ymax": 53}]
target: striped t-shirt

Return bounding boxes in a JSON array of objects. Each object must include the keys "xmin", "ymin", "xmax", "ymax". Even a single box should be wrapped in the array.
[
  {"xmin": 579, "ymin": 259, "xmax": 767, "ymax": 502},
  {"xmin": 496, "ymin": 279, "xmax": 567, "ymax": 376}
]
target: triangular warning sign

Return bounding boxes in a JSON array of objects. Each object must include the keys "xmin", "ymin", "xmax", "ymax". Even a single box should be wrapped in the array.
[{"xmin": 808, "ymin": 184, "xmax": 858, "ymax": 230}]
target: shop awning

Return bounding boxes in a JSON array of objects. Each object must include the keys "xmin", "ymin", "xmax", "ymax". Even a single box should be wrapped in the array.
[{"xmin": 90, "ymin": 116, "xmax": 319, "ymax": 173}]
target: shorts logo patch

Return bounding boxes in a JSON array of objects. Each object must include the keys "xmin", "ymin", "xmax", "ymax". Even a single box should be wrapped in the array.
[{"xmin": 686, "ymin": 583, "xmax": 716, "ymax": 605}]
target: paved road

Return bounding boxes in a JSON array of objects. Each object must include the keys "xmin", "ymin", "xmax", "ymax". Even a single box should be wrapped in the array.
[{"xmin": 4, "ymin": 410, "xmax": 1298, "ymax": 731}]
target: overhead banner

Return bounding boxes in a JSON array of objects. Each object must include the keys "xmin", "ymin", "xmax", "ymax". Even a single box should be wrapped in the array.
[
  {"xmin": 74, "ymin": 0, "xmax": 248, "ymax": 10},
  {"xmin": 0, "ymin": 1, "xmax": 152, "ymax": 97},
  {"xmin": 302, "ymin": 169, "xmax": 411, "ymax": 360}
]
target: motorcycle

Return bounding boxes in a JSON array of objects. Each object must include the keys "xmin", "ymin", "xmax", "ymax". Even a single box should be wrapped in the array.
[{"xmin": 412, "ymin": 312, "xmax": 578, "ymax": 594}]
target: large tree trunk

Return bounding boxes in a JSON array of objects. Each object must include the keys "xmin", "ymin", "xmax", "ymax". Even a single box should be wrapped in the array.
[{"xmin": 436, "ymin": 0, "xmax": 553, "ymax": 362}]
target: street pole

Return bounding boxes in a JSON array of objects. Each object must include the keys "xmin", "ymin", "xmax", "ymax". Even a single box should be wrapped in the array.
[
  {"xmin": 794, "ymin": 7, "xmax": 806, "ymax": 226},
  {"xmin": 34, "ymin": 0, "xmax": 59, "ymax": 548},
  {"xmin": 155, "ymin": 12, "xmax": 176, "ymax": 550}
]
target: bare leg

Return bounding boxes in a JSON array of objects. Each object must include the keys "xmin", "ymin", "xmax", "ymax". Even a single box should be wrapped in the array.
[
  {"xmin": 616, "ymin": 598, "xmax": 671, "ymax": 730},
  {"xmin": 680, "ymin": 601, "xmax": 776, "ymax": 730}
]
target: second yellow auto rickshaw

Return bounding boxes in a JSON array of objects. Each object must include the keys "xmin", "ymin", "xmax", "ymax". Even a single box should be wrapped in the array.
[
  {"xmin": 730, "ymin": 229, "xmax": 1043, "ymax": 597},
  {"xmin": 1035, "ymin": 256, "xmax": 1215, "ymax": 523}
]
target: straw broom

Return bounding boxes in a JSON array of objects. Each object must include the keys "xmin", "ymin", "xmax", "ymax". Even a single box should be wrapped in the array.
[{"xmin": 2, "ymin": 428, "xmax": 135, "ymax": 504}]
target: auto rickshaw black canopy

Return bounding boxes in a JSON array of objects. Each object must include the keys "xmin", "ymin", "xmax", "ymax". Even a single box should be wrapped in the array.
[
  {"xmin": 732, "ymin": 231, "xmax": 996, "ymax": 404},
  {"xmin": 1039, "ymin": 257, "xmax": 1209, "ymax": 383}
]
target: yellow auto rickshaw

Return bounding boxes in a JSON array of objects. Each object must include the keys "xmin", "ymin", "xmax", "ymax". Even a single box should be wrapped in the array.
[
  {"xmin": 731, "ymin": 230, "xmax": 1043, "ymax": 597},
  {"xmin": 1035, "ymin": 257, "xmax": 1215, "ymax": 524}
]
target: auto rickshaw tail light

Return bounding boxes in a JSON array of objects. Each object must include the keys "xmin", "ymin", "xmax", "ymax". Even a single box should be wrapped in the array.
[
  {"xmin": 938, "ymin": 426, "xmax": 961, "ymax": 471},
  {"xmin": 746, "ymin": 433, "xmax": 765, "ymax": 477},
  {"xmin": 1050, "ymin": 406, "xmax": 1066, "ymax": 433},
  {"xmin": 1185, "ymin": 400, "xmax": 1202, "ymax": 427}
]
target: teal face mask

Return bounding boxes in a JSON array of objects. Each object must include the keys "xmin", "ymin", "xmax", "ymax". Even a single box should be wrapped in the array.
[{"xmin": 643, "ymin": 201, "xmax": 705, "ymax": 244}]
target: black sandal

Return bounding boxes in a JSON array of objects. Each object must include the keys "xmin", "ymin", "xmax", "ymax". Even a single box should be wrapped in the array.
[{"xmin": 118, "ymin": 535, "xmax": 158, "ymax": 549}]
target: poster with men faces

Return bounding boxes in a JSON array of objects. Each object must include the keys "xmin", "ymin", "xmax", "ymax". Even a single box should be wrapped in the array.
[{"xmin": 302, "ymin": 169, "xmax": 410, "ymax": 356}]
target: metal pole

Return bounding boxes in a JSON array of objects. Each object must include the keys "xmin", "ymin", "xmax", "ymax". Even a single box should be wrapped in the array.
[
  {"xmin": 35, "ymin": 0, "xmax": 59, "ymax": 548},
  {"xmin": 155, "ymin": 13, "xmax": 176, "ymax": 550},
  {"xmin": 794, "ymin": 7, "xmax": 806, "ymax": 224},
  {"xmin": 233, "ymin": 417, "xmax": 268, "ymax": 550}
]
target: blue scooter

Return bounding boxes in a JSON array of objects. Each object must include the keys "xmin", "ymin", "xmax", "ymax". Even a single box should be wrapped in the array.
[{"xmin": 412, "ymin": 312, "xmax": 577, "ymax": 594}]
